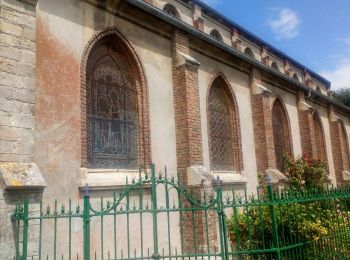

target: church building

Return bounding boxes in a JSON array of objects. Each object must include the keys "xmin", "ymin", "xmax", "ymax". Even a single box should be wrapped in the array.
[{"xmin": 1, "ymin": 0, "xmax": 350, "ymax": 258}]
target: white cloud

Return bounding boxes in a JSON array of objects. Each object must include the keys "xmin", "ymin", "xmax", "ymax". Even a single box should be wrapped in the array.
[
  {"xmin": 320, "ymin": 58, "xmax": 350, "ymax": 90},
  {"xmin": 341, "ymin": 37, "xmax": 350, "ymax": 45},
  {"xmin": 201, "ymin": 0, "xmax": 220, "ymax": 7},
  {"xmin": 268, "ymin": 9, "xmax": 300, "ymax": 40}
]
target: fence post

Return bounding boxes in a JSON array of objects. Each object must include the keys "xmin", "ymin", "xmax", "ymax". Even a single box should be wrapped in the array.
[
  {"xmin": 21, "ymin": 198, "xmax": 29, "ymax": 260},
  {"xmin": 216, "ymin": 177, "xmax": 229, "ymax": 260},
  {"xmin": 267, "ymin": 182, "xmax": 281, "ymax": 260},
  {"xmin": 83, "ymin": 184, "xmax": 91, "ymax": 260},
  {"xmin": 151, "ymin": 164, "xmax": 160, "ymax": 259}
]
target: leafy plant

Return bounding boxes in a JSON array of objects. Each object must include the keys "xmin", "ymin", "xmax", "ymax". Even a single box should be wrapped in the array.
[{"xmin": 284, "ymin": 156, "xmax": 328, "ymax": 189}]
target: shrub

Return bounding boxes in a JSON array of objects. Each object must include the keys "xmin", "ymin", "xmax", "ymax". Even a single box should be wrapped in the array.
[{"xmin": 284, "ymin": 156, "xmax": 328, "ymax": 189}]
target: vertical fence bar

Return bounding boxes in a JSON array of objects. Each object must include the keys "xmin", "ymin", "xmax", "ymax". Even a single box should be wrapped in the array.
[
  {"xmin": 39, "ymin": 201, "xmax": 43, "ymax": 260},
  {"xmin": 22, "ymin": 198, "xmax": 29, "ymax": 260},
  {"xmin": 83, "ymin": 185, "xmax": 91, "ymax": 260},
  {"xmin": 14, "ymin": 203, "xmax": 20, "ymax": 260},
  {"xmin": 267, "ymin": 183, "xmax": 280, "ymax": 260},
  {"xmin": 151, "ymin": 163, "xmax": 159, "ymax": 259},
  {"xmin": 216, "ymin": 177, "xmax": 228, "ymax": 260}
]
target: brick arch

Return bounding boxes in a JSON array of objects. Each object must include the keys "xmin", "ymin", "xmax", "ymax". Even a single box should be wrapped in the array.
[
  {"xmin": 271, "ymin": 97, "xmax": 293, "ymax": 171},
  {"xmin": 206, "ymin": 73, "xmax": 243, "ymax": 172},
  {"xmin": 312, "ymin": 111, "xmax": 327, "ymax": 160},
  {"xmin": 80, "ymin": 27, "xmax": 151, "ymax": 169}
]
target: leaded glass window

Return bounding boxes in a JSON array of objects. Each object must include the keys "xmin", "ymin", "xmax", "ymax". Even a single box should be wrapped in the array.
[
  {"xmin": 208, "ymin": 82, "xmax": 235, "ymax": 171},
  {"xmin": 340, "ymin": 122, "xmax": 350, "ymax": 171},
  {"xmin": 313, "ymin": 113, "xmax": 326, "ymax": 160},
  {"xmin": 87, "ymin": 44, "xmax": 138, "ymax": 169},
  {"xmin": 272, "ymin": 99, "xmax": 291, "ymax": 171}
]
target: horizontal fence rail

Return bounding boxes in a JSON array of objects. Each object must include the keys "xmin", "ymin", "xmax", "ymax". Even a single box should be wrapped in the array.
[{"xmin": 11, "ymin": 165, "xmax": 350, "ymax": 259}]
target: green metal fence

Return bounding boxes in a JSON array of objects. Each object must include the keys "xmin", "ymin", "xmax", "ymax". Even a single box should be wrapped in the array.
[{"xmin": 12, "ymin": 165, "xmax": 350, "ymax": 259}]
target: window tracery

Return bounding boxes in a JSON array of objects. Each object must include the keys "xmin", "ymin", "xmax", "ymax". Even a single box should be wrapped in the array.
[{"xmin": 87, "ymin": 43, "xmax": 139, "ymax": 168}]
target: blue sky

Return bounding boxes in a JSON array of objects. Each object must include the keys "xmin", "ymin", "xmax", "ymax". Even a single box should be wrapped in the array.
[{"xmin": 201, "ymin": 0, "xmax": 350, "ymax": 90}]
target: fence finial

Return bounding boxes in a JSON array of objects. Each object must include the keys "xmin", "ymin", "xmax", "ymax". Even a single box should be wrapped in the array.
[
  {"xmin": 84, "ymin": 183, "xmax": 91, "ymax": 197},
  {"xmin": 216, "ymin": 176, "xmax": 221, "ymax": 187},
  {"xmin": 266, "ymin": 175, "xmax": 272, "ymax": 185}
]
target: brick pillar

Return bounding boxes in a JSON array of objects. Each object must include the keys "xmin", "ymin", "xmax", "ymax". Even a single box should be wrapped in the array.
[
  {"xmin": 261, "ymin": 46, "xmax": 269, "ymax": 65},
  {"xmin": 250, "ymin": 68, "xmax": 276, "ymax": 172},
  {"xmin": 172, "ymin": 29, "xmax": 217, "ymax": 253},
  {"xmin": 231, "ymin": 27, "xmax": 241, "ymax": 51},
  {"xmin": 284, "ymin": 60, "xmax": 292, "ymax": 77},
  {"xmin": 297, "ymin": 90, "xmax": 317, "ymax": 158},
  {"xmin": 329, "ymin": 105, "xmax": 350, "ymax": 184},
  {"xmin": 192, "ymin": 3, "xmax": 204, "ymax": 31},
  {"xmin": 304, "ymin": 70, "xmax": 313, "ymax": 88}
]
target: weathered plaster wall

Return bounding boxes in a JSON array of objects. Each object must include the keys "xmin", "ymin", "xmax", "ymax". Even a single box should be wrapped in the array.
[{"xmin": 35, "ymin": 0, "xmax": 180, "ymax": 257}]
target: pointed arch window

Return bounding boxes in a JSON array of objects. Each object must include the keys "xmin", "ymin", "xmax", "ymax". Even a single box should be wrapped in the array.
[
  {"xmin": 208, "ymin": 76, "xmax": 241, "ymax": 171},
  {"xmin": 83, "ymin": 31, "xmax": 153, "ymax": 169},
  {"xmin": 272, "ymin": 98, "xmax": 291, "ymax": 171},
  {"xmin": 244, "ymin": 47, "xmax": 255, "ymax": 58},
  {"xmin": 340, "ymin": 121, "xmax": 350, "ymax": 171},
  {"xmin": 313, "ymin": 113, "xmax": 326, "ymax": 160}
]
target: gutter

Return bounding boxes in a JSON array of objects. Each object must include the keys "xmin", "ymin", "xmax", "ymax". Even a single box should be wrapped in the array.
[{"xmin": 126, "ymin": 0, "xmax": 350, "ymax": 113}]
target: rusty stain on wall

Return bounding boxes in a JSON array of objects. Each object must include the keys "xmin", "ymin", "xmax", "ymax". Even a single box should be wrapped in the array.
[{"xmin": 35, "ymin": 18, "xmax": 81, "ymax": 200}]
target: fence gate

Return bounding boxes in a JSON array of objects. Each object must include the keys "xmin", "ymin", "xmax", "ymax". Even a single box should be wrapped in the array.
[{"xmin": 12, "ymin": 164, "xmax": 350, "ymax": 259}]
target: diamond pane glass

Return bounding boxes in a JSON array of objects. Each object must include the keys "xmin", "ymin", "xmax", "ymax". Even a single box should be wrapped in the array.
[
  {"xmin": 272, "ymin": 100, "xmax": 290, "ymax": 172},
  {"xmin": 313, "ymin": 113, "xmax": 326, "ymax": 160},
  {"xmin": 340, "ymin": 123, "xmax": 350, "ymax": 171},
  {"xmin": 209, "ymin": 85, "xmax": 234, "ymax": 171}
]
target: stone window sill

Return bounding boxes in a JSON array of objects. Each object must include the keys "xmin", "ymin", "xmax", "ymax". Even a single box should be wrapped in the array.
[
  {"xmin": 79, "ymin": 168, "xmax": 149, "ymax": 191},
  {"xmin": 211, "ymin": 171, "xmax": 247, "ymax": 185}
]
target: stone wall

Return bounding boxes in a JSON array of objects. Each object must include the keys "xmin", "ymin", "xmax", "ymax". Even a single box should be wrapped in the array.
[{"xmin": 0, "ymin": 0, "xmax": 37, "ymax": 163}]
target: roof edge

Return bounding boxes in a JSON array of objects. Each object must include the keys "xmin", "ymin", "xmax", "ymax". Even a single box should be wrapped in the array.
[{"xmin": 126, "ymin": 0, "xmax": 349, "ymax": 113}]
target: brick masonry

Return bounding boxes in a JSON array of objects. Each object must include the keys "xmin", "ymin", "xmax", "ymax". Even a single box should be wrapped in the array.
[
  {"xmin": 172, "ymin": 29, "xmax": 217, "ymax": 253},
  {"xmin": 250, "ymin": 69, "xmax": 276, "ymax": 172},
  {"xmin": 330, "ymin": 108, "xmax": 350, "ymax": 184}
]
